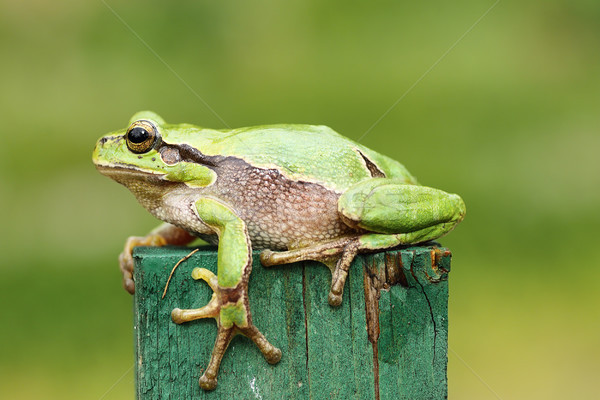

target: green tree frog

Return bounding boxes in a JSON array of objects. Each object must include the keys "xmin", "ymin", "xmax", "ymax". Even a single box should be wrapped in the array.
[{"xmin": 93, "ymin": 111, "xmax": 465, "ymax": 390}]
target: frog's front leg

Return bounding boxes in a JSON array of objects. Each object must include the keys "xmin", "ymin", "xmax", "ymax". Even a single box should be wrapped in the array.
[
  {"xmin": 119, "ymin": 223, "xmax": 196, "ymax": 293},
  {"xmin": 171, "ymin": 197, "xmax": 281, "ymax": 390}
]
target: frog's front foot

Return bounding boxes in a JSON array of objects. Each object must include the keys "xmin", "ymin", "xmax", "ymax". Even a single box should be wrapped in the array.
[
  {"xmin": 171, "ymin": 267, "xmax": 281, "ymax": 390},
  {"xmin": 119, "ymin": 234, "xmax": 167, "ymax": 294}
]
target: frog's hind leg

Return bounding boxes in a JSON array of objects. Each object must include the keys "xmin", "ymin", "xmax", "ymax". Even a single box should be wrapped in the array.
[
  {"xmin": 326, "ymin": 236, "xmax": 403, "ymax": 306},
  {"xmin": 262, "ymin": 178, "xmax": 466, "ymax": 307},
  {"xmin": 260, "ymin": 229, "xmax": 455, "ymax": 307},
  {"xmin": 338, "ymin": 178, "xmax": 466, "ymax": 239}
]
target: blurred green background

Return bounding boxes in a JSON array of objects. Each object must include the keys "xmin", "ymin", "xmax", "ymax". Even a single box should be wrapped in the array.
[{"xmin": 1, "ymin": 1, "xmax": 599, "ymax": 399}]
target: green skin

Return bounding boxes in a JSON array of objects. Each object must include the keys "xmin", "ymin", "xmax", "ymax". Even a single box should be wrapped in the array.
[{"xmin": 93, "ymin": 111, "xmax": 466, "ymax": 390}]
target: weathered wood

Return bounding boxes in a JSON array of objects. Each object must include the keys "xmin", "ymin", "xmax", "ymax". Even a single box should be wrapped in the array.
[{"xmin": 133, "ymin": 245, "xmax": 450, "ymax": 399}]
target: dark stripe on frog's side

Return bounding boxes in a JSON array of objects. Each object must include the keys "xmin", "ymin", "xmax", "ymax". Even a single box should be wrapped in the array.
[
  {"xmin": 159, "ymin": 143, "xmax": 224, "ymax": 167},
  {"xmin": 159, "ymin": 141, "xmax": 388, "ymax": 182},
  {"xmin": 356, "ymin": 149, "xmax": 386, "ymax": 178}
]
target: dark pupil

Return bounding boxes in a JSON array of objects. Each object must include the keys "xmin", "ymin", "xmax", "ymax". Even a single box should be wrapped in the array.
[{"xmin": 128, "ymin": 127, "xmax": 149, "ymax": 143}]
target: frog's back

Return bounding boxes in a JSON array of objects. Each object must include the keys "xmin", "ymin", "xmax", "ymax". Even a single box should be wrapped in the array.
[{"xmin": 195, "ymin": 124, "xmax": 418, "ymax": 192}]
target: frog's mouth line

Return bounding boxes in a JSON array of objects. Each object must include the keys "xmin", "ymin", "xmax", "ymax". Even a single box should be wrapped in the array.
[{"xmin": 95, "ymin": 163, "xmax": 166, "ymax": 180}]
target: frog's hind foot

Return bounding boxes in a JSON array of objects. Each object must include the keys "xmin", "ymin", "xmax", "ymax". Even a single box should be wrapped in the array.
[
  {"xmin": 259, "ymin": 236, "xmax": 352, "ymax": 267},
  {"xmin": 259, "ymin": 237, "xmax": 362, "ymax": 307},
  {"xmin": 171, "ymin": 267, "xmax": 281, "ymax": 391},
  {"xmin": 328, "ymin": 239, "xmax": 360, "ymax": 306}
]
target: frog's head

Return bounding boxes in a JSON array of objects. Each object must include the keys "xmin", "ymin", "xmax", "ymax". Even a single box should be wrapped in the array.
[{"xmin": 93, "ymin": 111, "xmax": 217, "ymax": 190}]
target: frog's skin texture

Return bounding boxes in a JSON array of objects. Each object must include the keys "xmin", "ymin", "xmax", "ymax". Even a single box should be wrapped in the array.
[{"xmin": 93, "ymin": 111, "xmax": 466, "ymax": 390}]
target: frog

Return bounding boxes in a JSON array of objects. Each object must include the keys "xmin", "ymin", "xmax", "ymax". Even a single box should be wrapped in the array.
[{"xmin": 92, "ymin": 111, "xmax": 465, "ymax": 390}]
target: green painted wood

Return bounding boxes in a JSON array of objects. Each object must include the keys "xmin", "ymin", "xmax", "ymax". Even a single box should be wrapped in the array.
[{"xmin": 133, "ymin": 245, "xmax": 450, "ymax": 399}]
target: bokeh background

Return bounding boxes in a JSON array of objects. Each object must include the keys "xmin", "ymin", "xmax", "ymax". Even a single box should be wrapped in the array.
[{"xmin": 1, "ymin": 1, "xmax": 599, "ymax": 399}]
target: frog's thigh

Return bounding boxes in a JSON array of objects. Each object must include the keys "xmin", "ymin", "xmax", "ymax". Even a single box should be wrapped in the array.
[{"xmin": 339, "ymin": 178, "xmax": 466, "ymax": 244}]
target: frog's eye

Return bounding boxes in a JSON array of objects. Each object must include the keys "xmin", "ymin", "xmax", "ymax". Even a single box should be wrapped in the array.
[{"xmin": 125, "ymin": 120, "xmax": 159, "ymax": 153}]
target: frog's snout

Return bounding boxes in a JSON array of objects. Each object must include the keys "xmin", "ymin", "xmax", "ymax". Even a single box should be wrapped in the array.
[
  {"xmin": 92, "ymin": 134, "xmax": 124, "ymax": 163},
  {"xmin": 93, "ymin": 138, "xmax": 106, "ymax": 160},
  {"xmin": 92, "ymin": 139, "xmax": 103, "ymax": 162}
]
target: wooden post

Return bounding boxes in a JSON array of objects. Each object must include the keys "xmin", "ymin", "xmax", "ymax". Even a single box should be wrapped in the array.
[{"xmin": 133, "ymin": 245, "xmax": 450, "ymax": 399}]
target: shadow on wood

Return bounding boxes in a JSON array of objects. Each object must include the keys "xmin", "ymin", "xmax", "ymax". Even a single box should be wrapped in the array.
[{"xmin": 133, "ymin": 245, "xmax": 450, "ymax": 399}]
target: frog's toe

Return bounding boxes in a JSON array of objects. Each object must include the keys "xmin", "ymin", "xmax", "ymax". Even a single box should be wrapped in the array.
[
  {"xmin": 118, "ymin": 252, "xmax": 135, "ymax": 294},
  {"xmin": 327, "ymin": 240, "xmax": 360, "ymax": 307},
  {"xmin": 171, "ymin": 308, "xmax": 185, "ymax": 324},
  {"xmin": 123, "ymin": 277, "xmax": 135, "ymax": 294},
  {"xmin": 329, "ymin": 262, "xmax": 350, "ymax": 306},
  {"xmin": 239, "ymin": 325, "xmax": 282, "ymax": 364},
  {"xmin": 259, "ymin": 249, "xmax": 276, "ymax": 266},
  {"xmin": 199, "ymin": 375, "xmax": 218, "ymax": 391},
  {"xmin": 171, "ymin": 268, "xmax": 220, "ymax": 324},
  {"xmin": 119, "ymin": 234, "xmax": 168, "ymax": 295},
  {"xmin": 171, "ymin": 302, "xmax": 220, "ymax": 323},
  {"xmin": 328, "ymin": 291, "xmax": 343, "ymax": 307},
  {"xmin": 267, "ymin": 347, "xmax": 282, "ymax": 364},
  {"xmin": 191, "ymin": 267, "xmax": 219, "ymax": 291}
]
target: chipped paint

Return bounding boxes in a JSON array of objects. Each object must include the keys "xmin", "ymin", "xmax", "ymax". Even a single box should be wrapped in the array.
[{"xmin": 249, "ymin": 376, "xmax": 263, "ymax": 399}]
